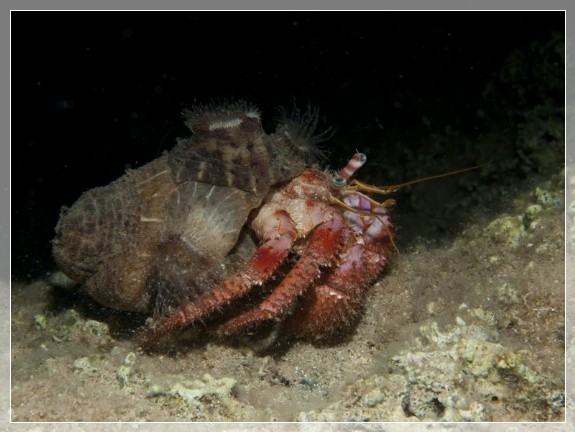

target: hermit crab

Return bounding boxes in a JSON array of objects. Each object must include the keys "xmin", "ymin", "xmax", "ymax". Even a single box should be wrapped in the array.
[{"xmin": 52, "ymin": 101, "xmax": 398, "ymax": 348}]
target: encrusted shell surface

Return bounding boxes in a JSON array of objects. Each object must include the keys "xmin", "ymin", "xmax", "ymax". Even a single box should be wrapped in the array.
[{"xmin": 52, "ymin": 101, "xmax": 322, "ymax": 314}]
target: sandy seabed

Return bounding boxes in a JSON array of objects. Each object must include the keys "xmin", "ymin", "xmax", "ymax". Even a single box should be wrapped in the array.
[{"xmin": 10, "ymin": 167, "xmax": 567, "ymax": 426}]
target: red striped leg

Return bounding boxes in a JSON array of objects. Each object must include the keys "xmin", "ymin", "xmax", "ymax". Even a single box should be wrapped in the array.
[
  {"xmin": 218, "ymin": 214, "xmax": 347, "ymax": 335},
  {"xmin": 140, "ymin": 231, "xmax": 295, "ymax": 349},
  {"xmin": 286, "ymin": 246, "xmax": 386, "ymax": 339}
]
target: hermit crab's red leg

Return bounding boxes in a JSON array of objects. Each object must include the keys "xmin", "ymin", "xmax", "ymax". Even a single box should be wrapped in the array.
[
  {"xmin": 218, "ymin": 213, "xmax": 348, "ymax": 335},
  {"xmin": 140, "ymin": 209, "xmax": 297, "ymax": 349},
  {"xmin": 288, "ymin": 189, "xmax": 396, "ymax": 338},
  {"xmin": 286, "ymin": 246, "xmax": 388, "ymax": 338}
]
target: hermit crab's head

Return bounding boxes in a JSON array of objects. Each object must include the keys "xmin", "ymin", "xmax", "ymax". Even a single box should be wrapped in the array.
[
  {"xmin": 327, "ymin": 153, "xmax": 396, "ymax": 253},
  {"xmin": 329, "ymin": 152, "xmax": 398, "ymax": 216}
]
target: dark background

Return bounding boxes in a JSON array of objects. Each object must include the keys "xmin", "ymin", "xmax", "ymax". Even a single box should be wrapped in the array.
[{"xmin": 12, "ymin": 11, "xmax": 564, "ymax": 281}]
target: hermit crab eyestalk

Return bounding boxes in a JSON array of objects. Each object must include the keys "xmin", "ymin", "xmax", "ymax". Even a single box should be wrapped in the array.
[
  {"xmin": 331, "ymin": 174, "xmax": 347, "ymax": 189},
  {"xmin": 331, "ymin": 153, "xmax": 367, "ymax": 190},
  {"xmin": 339, "ymin": 152, "xmax": 367, "ymax": 181}
]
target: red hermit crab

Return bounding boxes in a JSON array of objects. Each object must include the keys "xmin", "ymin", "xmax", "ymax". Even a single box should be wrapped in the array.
[
  {"xmin": 145, "ymin": 151, "xmax": 396, "ymax": 346},
  {"xmin": 52, "ymin": 101, "xmax": 397, "ymax": 348}
]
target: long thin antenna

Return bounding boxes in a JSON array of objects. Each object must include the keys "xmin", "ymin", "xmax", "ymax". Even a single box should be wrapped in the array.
[{"xmin": 350, "ymin": 160, "xmax": 491, "ymax": 196}]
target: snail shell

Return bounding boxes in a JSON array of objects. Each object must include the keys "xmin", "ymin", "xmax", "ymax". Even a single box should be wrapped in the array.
[{"xmin": 52, "ymin": 101, "xmax": 324, "ymax": 314}]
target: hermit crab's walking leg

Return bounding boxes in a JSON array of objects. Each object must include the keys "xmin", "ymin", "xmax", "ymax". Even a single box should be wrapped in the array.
[
  {"xmin": 140, "ymin": 209, "xmax": 298, "ymax": 349},
  {"xmin": 288, "ymin": 191, "xmax": 396, "ymax": 338},
  {"xmin": 285, "ymin": 246, "xmax": 387, "ymax": 338},
  {"xmin": 217, "ymin": 213, "xmax": 348, "ymax": 335},
  {"xmin": 216, "ymin": 153, "xmax": 377, "ymax": 336}
]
